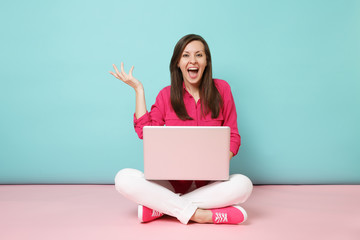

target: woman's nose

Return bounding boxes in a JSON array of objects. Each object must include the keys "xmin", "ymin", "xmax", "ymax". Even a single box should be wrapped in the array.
[{"xmin": 189, "ymin": 55, "xmax": 196, "ymax": 63}]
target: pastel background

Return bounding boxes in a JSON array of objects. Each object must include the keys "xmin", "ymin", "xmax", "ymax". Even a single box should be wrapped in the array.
[{"xmin": 1, "ymin": 0, "xmax": 359, "ymax": 184}]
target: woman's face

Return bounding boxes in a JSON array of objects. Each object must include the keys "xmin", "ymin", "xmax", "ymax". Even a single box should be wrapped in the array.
[{"xmin": 177, "ymin": 40, "xmax": 207, "ymax": 88}]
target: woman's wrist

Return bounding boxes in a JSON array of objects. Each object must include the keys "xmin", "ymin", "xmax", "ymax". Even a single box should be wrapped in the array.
[{"xmin": 134, "ymin": 83, "xmax": 144, "ymax": 94}]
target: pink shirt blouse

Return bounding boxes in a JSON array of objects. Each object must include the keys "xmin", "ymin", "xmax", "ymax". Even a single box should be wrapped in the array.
[{"xmin": 133, "ymin": 79, "xmax": 241, "ymax": 156}]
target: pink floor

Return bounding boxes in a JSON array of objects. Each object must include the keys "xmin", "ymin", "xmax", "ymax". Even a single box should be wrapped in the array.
[{"xmin": 0, "ymin": 185, "xmax": 359, "ymax": 240}]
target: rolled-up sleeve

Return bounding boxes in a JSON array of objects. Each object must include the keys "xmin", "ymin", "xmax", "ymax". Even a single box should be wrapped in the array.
[{"xmin": 133, "ymin": 90, "xmax": 166, "ymax": 139}]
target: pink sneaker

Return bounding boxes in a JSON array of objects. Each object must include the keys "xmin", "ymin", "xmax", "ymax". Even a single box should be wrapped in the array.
[
  {"xmin": 138, "ymin": 205, "xmax": 164, "ymax": 223},
  {"xmin": 211, "ymin": 206, "xmax": 247, "ymax": 224}
]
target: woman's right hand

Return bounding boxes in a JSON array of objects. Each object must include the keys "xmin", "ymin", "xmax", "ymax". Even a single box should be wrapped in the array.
[{"xmin": 110, "ymin": 62, "xmax": 143, "ymax": 92}]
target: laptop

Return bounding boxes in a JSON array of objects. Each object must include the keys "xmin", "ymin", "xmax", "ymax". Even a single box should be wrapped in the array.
[{"xmin": 143, "ymin": 126, "xmax": 230, "ymax": 180}]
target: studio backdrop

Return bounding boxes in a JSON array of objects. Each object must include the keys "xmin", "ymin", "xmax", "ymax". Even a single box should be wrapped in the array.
[{"xmin": 1, "ymin": 0, "xmax": 359, "ymax": 184}]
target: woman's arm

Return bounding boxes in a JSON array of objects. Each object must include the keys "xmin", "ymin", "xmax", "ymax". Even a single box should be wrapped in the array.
[
  {"xmin": 110, "ymin": 63, "xmax": 146, "ymax": 119},
  {"xmin": 218, "ymin": 80, "xmax": 241, "ymax": 157},
  {"xmin": 229, "ymin": 151, "xmax": 234, "ymax": 160},
  {"xmin": 134, "ymin": 87, "xmax": 146, "ymax": 119}
]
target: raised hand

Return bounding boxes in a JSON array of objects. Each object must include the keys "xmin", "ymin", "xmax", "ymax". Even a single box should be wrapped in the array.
[{"xmin": 110, "ymin": 62, "xmax": 143, "ymax": 91}]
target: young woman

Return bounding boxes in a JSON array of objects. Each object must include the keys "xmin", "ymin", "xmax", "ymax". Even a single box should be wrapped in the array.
[{"xmin": 110, "ymin": 34, "xmax": 253, "ymax": 225}]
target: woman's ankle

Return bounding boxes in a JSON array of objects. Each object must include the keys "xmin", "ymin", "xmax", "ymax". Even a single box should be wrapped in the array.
[{"xmin": 190, "ymin": 209, "xmax": 213, "ymax": 223}]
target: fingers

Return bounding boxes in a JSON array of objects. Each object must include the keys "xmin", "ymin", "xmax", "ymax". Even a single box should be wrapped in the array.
[
  {"xmin": 110, "ymin": 64, "xmax": 121, "ymax": 79},
  {"xmin": 120, "ymin": 62, "xmax": 125, "ymax": 75},
  {"xmin": 113, "ymin": 64, "xmax": 121, "ymax": 76},
  {"xmin": 111, "ymin": 63, "xmax": 125, "ymax": 80},
  {"xmin": 109, "ymin": 71, "xmax": 117, "ymax": 77},
  {"xmin": 109, "ymin": 71, "xmax": 122, "ymax": 80},
  {"xmin": 129, "ymin": 66, "xmax": 134, "ymax": 77},
  {"xmin": 110, "ymin": 62, "xmax": 134, "ymax": 82}
]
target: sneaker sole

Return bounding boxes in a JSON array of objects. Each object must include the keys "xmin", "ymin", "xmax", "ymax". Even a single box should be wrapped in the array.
[
  {"xmin": 233, "ymin": 205, "xmax": 248, "ymax": 224},
  {"xmin": 138, "ymin": 205, "xmax": 144, "ymax": 223}
]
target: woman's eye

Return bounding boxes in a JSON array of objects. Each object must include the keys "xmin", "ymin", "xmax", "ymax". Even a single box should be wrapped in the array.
[
  {"xmin": 182, "ymin": 54, "xmax": 189, "ymax": 57},
  {"xmin": 196, "ymin": 54, "xmax": 203, "ymax": 57}
]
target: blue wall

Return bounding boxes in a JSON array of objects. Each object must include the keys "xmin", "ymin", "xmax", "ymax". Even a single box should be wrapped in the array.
[{"xmin": 1, "ymin": 0, "xmax": 359, "ymax": 184}]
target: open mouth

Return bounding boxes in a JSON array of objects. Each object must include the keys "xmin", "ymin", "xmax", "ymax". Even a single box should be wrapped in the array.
[{"xmin": 187, "ymin": 67, "xmax": 199, "ymax": 79}]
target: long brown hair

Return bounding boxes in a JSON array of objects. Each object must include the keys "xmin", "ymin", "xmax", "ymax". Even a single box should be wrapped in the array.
[{"xmin": 170, "ymin": 34, "xmax": 223, "ymax": 120}]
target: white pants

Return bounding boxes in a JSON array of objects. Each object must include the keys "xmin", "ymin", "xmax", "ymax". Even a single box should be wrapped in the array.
[{"xmin": 114, "ymin": 168, "xmax": 253, "ymax": 224}]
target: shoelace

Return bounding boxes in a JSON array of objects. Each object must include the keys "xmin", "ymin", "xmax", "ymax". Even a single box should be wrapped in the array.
[
  {"xmin": 151, "ymin": 210, "xmax": 162, "ymax": 217},
  {"xmin": 214, "ymin": 212, "xmax": 228, "ymax": 223}
]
